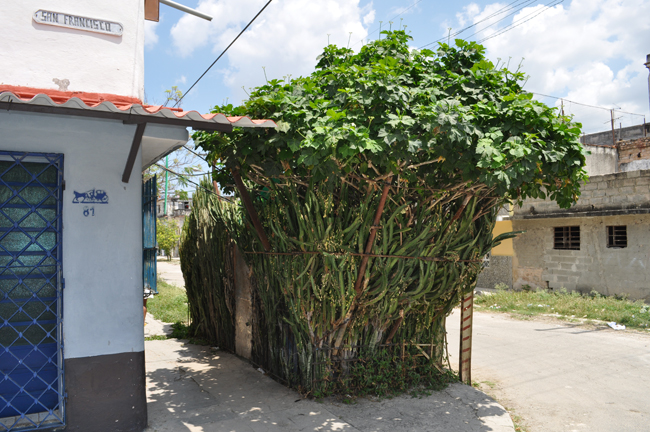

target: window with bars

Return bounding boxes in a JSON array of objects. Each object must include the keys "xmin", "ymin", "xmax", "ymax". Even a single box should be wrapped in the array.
[
  {"xmin": 607, "ymin": 226, "xmax": 627, "ymax": 248},
  {"xmin": 554, "ymin": 226, "xmax": 580, "ymax": 250}
]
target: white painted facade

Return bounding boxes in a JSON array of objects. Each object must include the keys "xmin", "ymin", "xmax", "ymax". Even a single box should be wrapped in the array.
[
  {"xmin": 0, "ymin": 110, "xmax": 152, "ymax": 359},
  {"xmin": 0, "ymin": 1, "xmax": 145, "ymax": 100}
]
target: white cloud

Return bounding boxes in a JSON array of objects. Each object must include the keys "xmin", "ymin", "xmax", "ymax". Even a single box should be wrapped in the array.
[
  {"xmin": 177, "ymin": 75, "xmax": 187, "ymax": 85},
  {"xmin": 454, "ymin": 0, "xmax": 650, "ymax": 132},
  {"xmin": 144, "ymin": 20, "xmax": 159, "ymax": 49},
  {"xmin": 170, "ymin": 0, "xmax": 372, "ymax": 102}
]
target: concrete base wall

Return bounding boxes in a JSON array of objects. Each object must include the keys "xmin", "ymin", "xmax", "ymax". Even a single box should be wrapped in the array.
[
  {"xmin": 64, "ymin": 351, "xmax": 147, "ymax": 431},
  {"xmin": 233, "ymin": 245, "xmax": 252, "ymax": 359},
  {"xmin": 512, "ymin": 214, "xmax": 650, "ymax": 301}
]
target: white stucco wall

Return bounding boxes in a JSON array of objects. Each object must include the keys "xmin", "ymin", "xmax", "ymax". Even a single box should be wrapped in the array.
[
  {"xmin": 0, "ymin": 1, "xmax": 144, "ymax": 100},
  {"xmin": 0, "ymin": 110, "xmax": 146, "ymax": 359}
]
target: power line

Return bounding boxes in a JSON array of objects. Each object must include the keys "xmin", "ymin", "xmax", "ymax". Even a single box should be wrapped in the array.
[
  {"xmin": 172, "ymin": 0, "xmax": 274, "ymax": 108},
  {"xmin": 154, "ymin": 163, "xmax": 237, "ymax": 204},
  {"xmin": 529, "ymin": 92, "xmax": 646, "ymax": 117},
  {"xmin": 470, "ymin": 0, "xmax": 561, "ymax": 44},
  {"xmin": 182, "ymin": 144, "xmax": 209, "ymax": 162},
  {"xmin": 420, "ymin": 0, "xmax": 535, "ymax": 49},
  {"xmin": 477, "ymin": 0, "xmax": 564, "ymax": 44},
  {"xmin": 449, "ymin": 0, "xmax": 535, "ymax": 42}
]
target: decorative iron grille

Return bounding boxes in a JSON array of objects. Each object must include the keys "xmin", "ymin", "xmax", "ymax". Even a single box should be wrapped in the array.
[
  {"xmin": 554, "ymin": 226, "xmax": 580, "ymax": 250},
  {"xmin": 607, "ymin": 225, "xmax": 627, "ymax": 248},
  {"xmin": 0, "ymin": 152, "xmax": 64, "ymax": 431}
]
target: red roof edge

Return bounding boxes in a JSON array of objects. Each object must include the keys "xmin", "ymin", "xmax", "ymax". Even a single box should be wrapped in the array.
[{"xmin": 0, "ymin": 85, "xmax": 142, "ymax": 108}]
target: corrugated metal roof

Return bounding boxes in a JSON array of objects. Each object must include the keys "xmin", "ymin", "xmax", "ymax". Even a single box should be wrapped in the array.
[{"xmin": 0, "ymin": 86, "xmax": 276, "ymax": 129}]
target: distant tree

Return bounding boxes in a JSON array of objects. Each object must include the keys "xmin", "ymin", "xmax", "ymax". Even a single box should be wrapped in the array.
[
  {"xmin": 164, "ymin": 86, "xmax": 183, "ymax": 107},
  {"xmin": 157, "ymin": 218, "xmax": 179, "ymax": 260},
  {"xmin": 177, "ymin": 190, "xmax": 189, "ymax": 200},
  {"xmin": 143, "ymin": 86, "xmax": 203, "ymax": 206}
]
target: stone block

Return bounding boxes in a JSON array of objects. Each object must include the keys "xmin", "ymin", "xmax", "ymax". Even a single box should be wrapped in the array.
[
  {"xmin": 582, "ymin": 182, "xmax": 598, "ymax": 191},
  {"xmin": 544, "ymin": 261, "xmax": 561, "ymax": 270},
  {"xmin": 629, "ymin": 194, "xmax": 650, "ymax": 204},
  {"xmin": 552, "ymin": 269, "xmax": 579, "ymax": 277},
  {"xmin": 589, "ymin": 197, "xmax": 605, "ymax": 205},
  {"xmin": 627, "ymin": 170, "xmax": 641, "ymax": 178},
  {"xmin": 559, "ymin": 262, "xmax": 577, "ymax": 271},
  {"xmin": 598, "ymin": 182, "xmax": 609, "ymax": 190},
  {"xmin": 623, "ymin": 179, "xmax": 637, "ymax": 187},
  {"xmin": 634, "ymin": 183, "xmax": 650, "ymax": 193},
  {"xmin": 610, "ymin": 195, "xmax": 630, "ymax": 205},
  {"xmin": 619, "ymin": 186, "xmax": 635, "ymax": 196}
]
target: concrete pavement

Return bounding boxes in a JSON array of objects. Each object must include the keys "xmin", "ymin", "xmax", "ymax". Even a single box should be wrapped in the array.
[
  {"xmin": 145, "ymin": 312, "xmax": 173, "ymax": 338},
  {"xmin": 157, "ymin": 258, "xmax": 185, "ymax": 289},
  {"xmin": 144, "ymin": 339, "xmax": 515, "ymax": 432},
  {"xmin": 446, "ymin": 309, "xmax": 650, "ymax": 432}
]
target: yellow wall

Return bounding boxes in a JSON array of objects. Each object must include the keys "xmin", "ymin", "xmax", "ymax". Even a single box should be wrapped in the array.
[{"xmin": 491, "ymin": 220, "xmax": 514, "ymax": 256}]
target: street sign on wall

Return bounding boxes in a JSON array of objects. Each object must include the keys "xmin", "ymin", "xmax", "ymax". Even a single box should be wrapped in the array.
[{"xmin": 33, "ymin": 10, "xmax": 123, "ymax": 37}]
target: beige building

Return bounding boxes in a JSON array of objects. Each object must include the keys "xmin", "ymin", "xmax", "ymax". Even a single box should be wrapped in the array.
[{"xmin": 479, "ymin": 132, "xmax": 650, "ymax": 302}]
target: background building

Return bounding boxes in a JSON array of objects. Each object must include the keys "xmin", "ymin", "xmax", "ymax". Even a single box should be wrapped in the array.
[{"xmin": 478, "ymin": 129, "xmax": 650, "ymax": 302}]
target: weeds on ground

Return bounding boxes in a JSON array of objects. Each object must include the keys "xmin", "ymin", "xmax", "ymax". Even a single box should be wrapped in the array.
[
  {"xmin": 475, "ymin": 286, "xmax": 650, "ymax": 330},
  {"xmin": 312, "ymin": 347, "xmax": 457, "ymax": 402},
  {"xmin": 508, "ymin": 409, "xmax": 528, "ymax": 432},
  {"xmin": 144, "ymin": 279, "xmax": 204, "ymax": 343},
  {"xmin": 146, "ymin": 279, "xmax": 189, "ymax": 324}
]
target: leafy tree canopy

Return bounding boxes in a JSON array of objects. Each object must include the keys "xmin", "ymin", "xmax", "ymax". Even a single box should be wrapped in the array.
[
  {"xmin": 157, "ymin": 218, "xmax": 179, "ymax": 260},
  {"xmin": 194, "ymin": 31, "xmax": 586, "ymax": 208}
]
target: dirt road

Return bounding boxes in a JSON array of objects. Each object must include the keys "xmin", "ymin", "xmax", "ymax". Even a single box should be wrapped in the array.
[{"xmin": 446, "ymin": 309, "xmax": 650, "ymax": 432}]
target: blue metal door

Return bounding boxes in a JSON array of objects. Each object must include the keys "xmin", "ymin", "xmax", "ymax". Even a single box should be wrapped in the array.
[
  {"xmin": 0, "ymin": 152, "xmax": 64, "ymax": 430},
  {"xmin": 143, "ymin": 176, "xmax": 157, "ymax": 294}
]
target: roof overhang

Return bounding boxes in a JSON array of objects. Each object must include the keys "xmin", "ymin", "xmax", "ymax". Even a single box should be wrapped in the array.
[
  {"xmin": 0, "ymin": 88, "xmax": 276, "ymax": 183},
  {"xmin": 0, "ymin": 91, "xmax": 276, "ymax": 131}
]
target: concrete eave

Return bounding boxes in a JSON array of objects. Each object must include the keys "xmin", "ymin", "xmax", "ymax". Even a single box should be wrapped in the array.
[
  {"xmin": 140, "ymin": 123, "xmax": 189, "ymax": 170},
  {"xmin": 513, "ymin": 206, "xmax": 650, "ymax": 220}
]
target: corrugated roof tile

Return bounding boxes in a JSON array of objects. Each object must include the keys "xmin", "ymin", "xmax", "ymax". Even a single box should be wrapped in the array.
[{"xmin": 0, "ymin": 85, "xmax": 276, "ymax": 128}]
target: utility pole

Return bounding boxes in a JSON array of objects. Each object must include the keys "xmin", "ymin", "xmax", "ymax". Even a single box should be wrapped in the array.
[
  {"xmin": 164, "ymin": 156, "xmax": 169, "ymax": 216},
  {"xmin": 611, "ymin": 109, "xmax": 616, "ymax": 147},
  {"xmin": 645, "ymin": 54, "xmax": 650, "ymax": 113}
]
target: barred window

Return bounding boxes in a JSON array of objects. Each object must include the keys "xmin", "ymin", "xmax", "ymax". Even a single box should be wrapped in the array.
[
  {"xmin": 554, "ymin": 226, "xmax": 580, "ymax": 250},
  {"xmin": 607, "ymin": 226, "xmax": 627, "ymax": 248}
]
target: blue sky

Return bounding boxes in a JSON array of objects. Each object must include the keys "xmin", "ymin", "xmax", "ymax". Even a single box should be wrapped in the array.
[{"xmin": 144, "ymin": 0, "xmax": 650, "ymax": 191}]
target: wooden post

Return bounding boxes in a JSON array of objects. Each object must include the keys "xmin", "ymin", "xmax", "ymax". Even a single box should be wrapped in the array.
[
  {"xmin": 459, "ymin": 290, "xmax": 474, "ymax": 385},
  {"xmin": 211, "ymin": 163, "xmax": 220, "ymax": 195},
  {"xmin": 231, "ymin": 168, "xmax": 272, "ymax": 252},
  {"xmin": 353, "ymin": 180, "xmax": 391, "ymax": 296}
]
